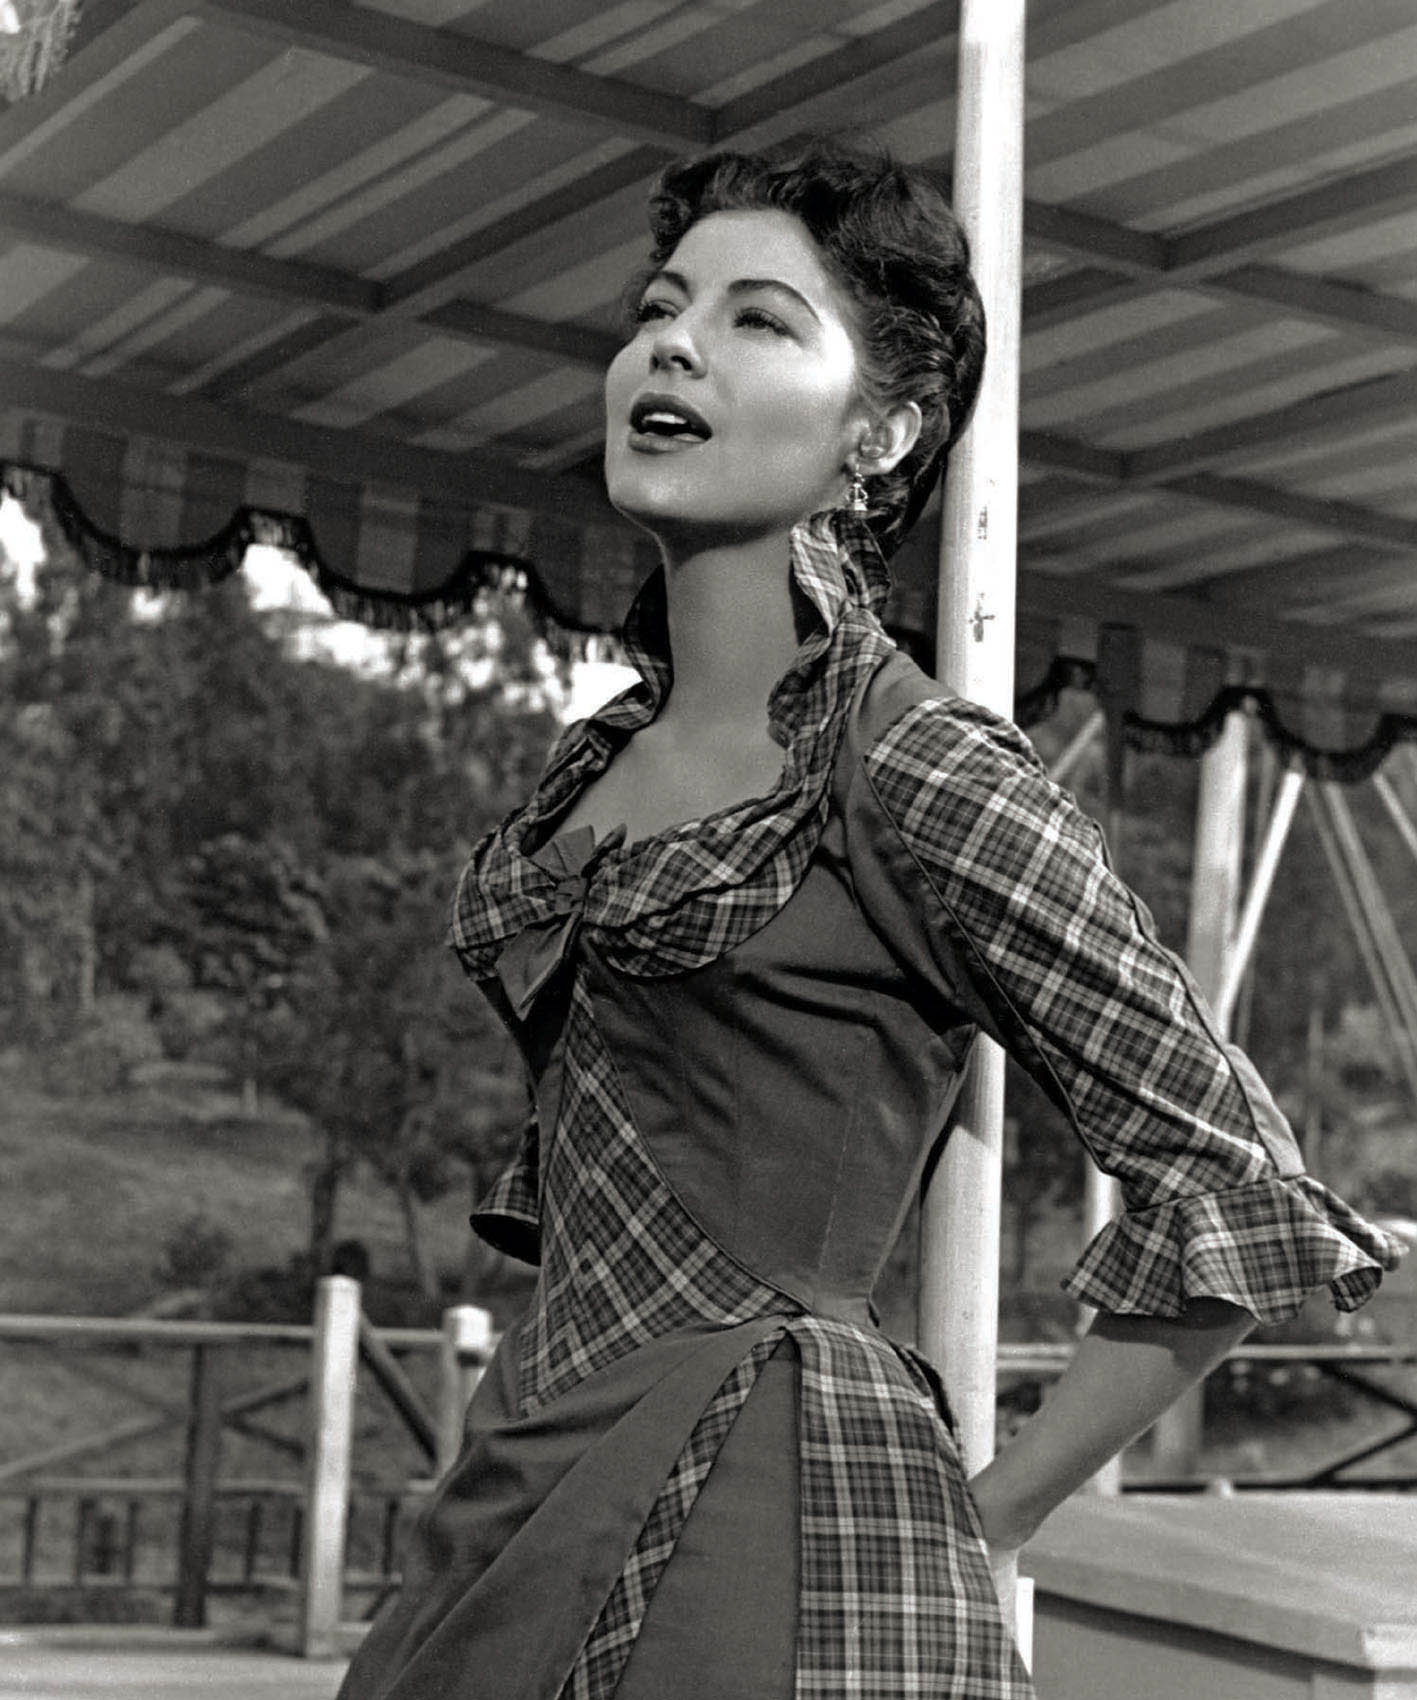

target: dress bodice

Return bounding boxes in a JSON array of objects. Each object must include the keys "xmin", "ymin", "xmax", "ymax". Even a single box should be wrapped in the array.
[{"xmin": 512, "ymin": 807, "xmax": 973, "ymax": 1327}]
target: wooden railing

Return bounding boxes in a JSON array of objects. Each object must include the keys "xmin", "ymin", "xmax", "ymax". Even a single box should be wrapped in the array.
[
  {"xmin": 3, "ymin": 1298, "xmax": 1412, "ymax": 1656},
  {"xmin": 0, "ymin": 1285, "xmax": 495, "ymax": 1654}
]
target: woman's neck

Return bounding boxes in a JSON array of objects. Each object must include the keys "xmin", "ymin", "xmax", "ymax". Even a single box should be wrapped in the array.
[{"xmin": 655, "ymin": 529, "xmax": 803, "ymax": 732}]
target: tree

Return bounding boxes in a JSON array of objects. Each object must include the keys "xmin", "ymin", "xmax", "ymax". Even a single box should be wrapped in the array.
[
  {"xmin": 253, "ymin": 852, "xmax": 529, "ymax": 1290},
  {"xmin": 4, "ymin": 517, "xmax": 559, "ymax": 1285},
  {"xmin": 0, "ymin": 526, "xmax": 143, "ymax": 1035},
  {"xmin": 169, "ymin": 833, "xmax": 329, "ymax": 1107}
]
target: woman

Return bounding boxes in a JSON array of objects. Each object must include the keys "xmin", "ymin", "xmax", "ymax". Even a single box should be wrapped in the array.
[{"xmin": 338, "ymin": 144, "xmax": 1402, "ymax": 1700}]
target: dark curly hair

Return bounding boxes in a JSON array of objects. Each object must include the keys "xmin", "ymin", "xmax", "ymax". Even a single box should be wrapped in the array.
[{"xmin": 630, "ymin": 141, "xmax": 986, "ymax": 556}]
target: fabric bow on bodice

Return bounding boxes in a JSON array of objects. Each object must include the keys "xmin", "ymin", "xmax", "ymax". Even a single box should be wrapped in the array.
[{"xmin": 492, "ymin": 824, "xmax": 625, "ymax": 1018}]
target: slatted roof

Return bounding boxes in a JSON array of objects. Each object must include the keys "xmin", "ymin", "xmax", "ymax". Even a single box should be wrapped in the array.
[{"xmin": 2, "ymin": 0, "xmax": 1416, "ymax": 733}]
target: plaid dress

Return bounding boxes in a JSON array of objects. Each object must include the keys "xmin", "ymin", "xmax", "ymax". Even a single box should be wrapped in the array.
[{"xmin": 339, "ymin": 511, "xmax": 1401, "ymax": 1700}]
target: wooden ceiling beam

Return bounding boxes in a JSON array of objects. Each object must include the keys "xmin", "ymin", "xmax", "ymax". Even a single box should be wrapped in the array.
[
  {"xmin": 422, "ymin": 300, "xmax": 617, "ymax": 369},
  {"xmin": 711, "ymin": 2, "xmax": 958, "ymax": 142},
  {"xmin": 1162, "ymin": 471, "xmax": 1417, "ymax": 551},
  {"xmin": 1019, "ymin": 431, "xmax": 1127, "ymax": 484},
  {"xmin": 1021, "ymin": 267, "xmax": 1152, "ymax": 330},
  {"xmin": 1125, "ymin": 367, "xmax": 1417, "ymax": 485},
  {"xmin": 0, "ymin": 187, "xmax": 622, "ymax": 369},
  {"xmin": 1023, "ymin": 197, "xmax": 1417, "ymax": 348},
  {"xmin": 1024, "ymin": 263, "xmax": 1417, "ymax": 349},
  {"xmin": 1169, "ymin": 155, "xmax": 1417, "ymax": 274},
  {"xmin": 15, "ymin": 172, "xmax": 1410, "ymax": 391},
  {"xmin": 379, "ymin": 147, "xmax": 667, "ymax": 320},
  {"xmin": 198, "ymin": 0, "xmax": 714, "ymax": 149},
  {"xmin": 1215, "ymin": 266, "xmax": 1417, "ymax": 345},
  {"xmin": 1022, "ymin": 433, "xmax": 1417, "ymax": 552},
  {"xmin": 0, "ymin": 188, "xmax": 380, "ymax": 314},
  {"xmin": 1022, "ymin": 201, "xmax": 1167, "ymax": 276},
  {"xmin": 1181, "ymin": 542, "xmax": 1404, "ymax": 613},
  {"xmin": 1018, "ymin": 479, "xmax": 1148, "ymax": 542},
  {"xmin": 377, "ymin": 17, "xmax": 969, "ymax": 321},
  {"xmin": 171, "ymin": 15, "xmax": 981, "ymax": 392},
  {"xmin": 0, "ymin": 357, "xmax": 619, "ymax": 528}
]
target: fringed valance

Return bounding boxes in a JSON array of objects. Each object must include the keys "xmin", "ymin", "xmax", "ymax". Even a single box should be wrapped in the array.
[
  {"xmin": 0, "ymin": 0, "xmax": 81, "ymax": 101},
  {"xmin": 6, "ymin": 450, "xmax": 1417, "ymax": 783},
  {"xmin": 2, "ymin": 460, "xmax": 620, "ymax": 651},
  {"xmin": 1014, "ymin": 653, "xmax": 1417, "ymax": 783},
  {"xmin": 1, "ymin": 425, "xmax": 656, "ymax": 655}
]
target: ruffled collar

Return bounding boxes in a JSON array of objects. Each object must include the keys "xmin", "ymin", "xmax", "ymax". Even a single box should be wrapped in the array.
[
  {"xmin": 449, "ymin": 509, "xmax": 896, "ymax": 1001},
  {"xmin": 589, "ymin": 505, "xmax": 892, "ymax": 749}
]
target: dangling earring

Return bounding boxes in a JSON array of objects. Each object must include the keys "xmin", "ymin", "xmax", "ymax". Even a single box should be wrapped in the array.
[{"xmin": 847, "ymin": 471, "xmax": 869, "ymax": 515}]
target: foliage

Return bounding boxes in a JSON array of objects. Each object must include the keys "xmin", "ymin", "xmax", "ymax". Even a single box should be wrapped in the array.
[
  {"xmin": 157, "ymin": 1211, "xmax": 235, "ymax": 1288},
  {"xmin": 39, "ymin": 992, "xmax": 164, "ymax": 1096},
  {"xmin": 251, "ymin": 853, "xmax": 529, "ymax": 1289},
  {"xmin": 2, "ymin": 533, "xmax": 559, "ymax": 1298}
]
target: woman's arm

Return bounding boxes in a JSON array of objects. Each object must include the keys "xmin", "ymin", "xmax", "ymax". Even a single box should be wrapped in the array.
[{"xmin": 967, "ymin": 1297, "xmax": 1254, "ymax": 1552}]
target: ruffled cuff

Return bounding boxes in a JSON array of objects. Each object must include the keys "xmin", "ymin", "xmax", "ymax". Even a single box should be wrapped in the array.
[
  {"xmin": 1062, "ymin": 1174, "xmax": 1406, "ymax": 1325},
  {"xmin": 469, "ymin": 1138, "xmax": 541, "ymax": 1267}
]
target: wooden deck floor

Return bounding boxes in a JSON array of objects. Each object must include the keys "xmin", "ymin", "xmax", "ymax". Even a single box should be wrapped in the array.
[{"xmin": 0, "ymin": 1632, "xmax": 346, "ymax": 1698}]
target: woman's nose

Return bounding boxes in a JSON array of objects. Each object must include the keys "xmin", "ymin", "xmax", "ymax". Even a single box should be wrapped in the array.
[{"xmin": 649, "ymin": 313, "xmax": 705, "ymax": 375}]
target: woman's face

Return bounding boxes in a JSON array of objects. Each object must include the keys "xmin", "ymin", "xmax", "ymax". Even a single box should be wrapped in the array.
[{"xmin": 604, "ymin": 208, "xmax": 871, "ymax": 543}]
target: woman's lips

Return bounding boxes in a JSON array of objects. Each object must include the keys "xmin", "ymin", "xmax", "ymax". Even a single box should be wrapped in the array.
[
  {"xmin": 627, "ymin": 395, "xmax": 713, "ymax": 443},
  {"xmin": 626, "ymin": 426, "xmax": 711, "ymax": 453}
]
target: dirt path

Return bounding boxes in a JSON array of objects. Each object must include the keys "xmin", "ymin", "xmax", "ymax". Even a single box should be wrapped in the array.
[{"xmin": 0, "ymin": 1635, "xmax": 346, "ymax": 1698}]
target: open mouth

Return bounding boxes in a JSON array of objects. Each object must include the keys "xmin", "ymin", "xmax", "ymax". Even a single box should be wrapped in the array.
[{"xmin": 629, "ymin": 396, "xmax": 713, "ymax": 442}]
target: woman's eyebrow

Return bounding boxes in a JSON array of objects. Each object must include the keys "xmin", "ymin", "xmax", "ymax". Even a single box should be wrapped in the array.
[
  {"xmin": 646, "ymin": 268, "xmax": 822, "ymax": 324},
  {"xmin": 727, "ymin": 278, "xmax": 823, "ymax": 324}
]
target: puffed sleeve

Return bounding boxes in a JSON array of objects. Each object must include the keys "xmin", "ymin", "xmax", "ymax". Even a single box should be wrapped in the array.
[{"xmin": 853, "ymin": 689, "xmax": 1405, "ymax": 1324}]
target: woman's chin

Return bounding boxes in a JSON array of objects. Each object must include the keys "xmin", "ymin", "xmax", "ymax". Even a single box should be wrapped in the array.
[
  {"xmin": 606, "ymin": 478, "xmax": 795, "ymax": 547},
  {"xmin": 605, "ymin": 475, "xmax": 711, "ymax": 538}
]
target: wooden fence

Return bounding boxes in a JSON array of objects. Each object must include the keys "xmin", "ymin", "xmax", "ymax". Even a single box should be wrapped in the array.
[
  {"xmin": 0, "ymin": 1285, "xmax": 493, "ymax": 1655},
  {"xmin": 2, "ymin": 1293, "xmax": 1413, "ymax": 1657}
]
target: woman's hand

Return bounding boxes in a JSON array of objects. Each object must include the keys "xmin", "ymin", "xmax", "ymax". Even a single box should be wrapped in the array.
[
  {"xmin": 965, "ymin": 1298, "xmax": 1256, "ymax": 1559},
  {"xmin": 966, "ymin": 1466, "xmax": 1043, "ymax": 1556}
]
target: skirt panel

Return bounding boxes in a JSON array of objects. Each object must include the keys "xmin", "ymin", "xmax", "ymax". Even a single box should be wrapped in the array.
[{"xmin": 340, "ymin": 960, "xmax": 1031, "ymax": 1698}]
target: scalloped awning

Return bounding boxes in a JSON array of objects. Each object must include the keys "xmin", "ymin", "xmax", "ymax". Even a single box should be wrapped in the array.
[{"xmin": 2, "ymin": 0, "xmax": 1417, "ymax": 767}]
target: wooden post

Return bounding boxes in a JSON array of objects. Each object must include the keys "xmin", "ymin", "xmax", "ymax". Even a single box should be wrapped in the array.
[
  {"xmin": 1152, "ymin": 709, "xmax": 1248, "ymax": 1475},
  {"xmin": 1307, "ymin": 787, "xmax": 1417, "ymax": 1104},
  {"xmin": 1373, "ymin": 767, "xmax": 1417, "ymax": 870},
  {"xmin": 927, "ymin": 0, "xmax": 1027, "ymax": 1653},
  {"xmin": 301, "ymin": 1275, "xmax": 360, "ymax": 1659},
  {"xmin": 437, "ymin": 1304, "xmax": 493, "ymax": 1477},
  {"xmin": 173, "ymin": 1344, "xmax": 222, "ymax": 1628},
  {"xmin": 1324, "ymin": 784, "xmax": 1417, "ymax": 1038},
  {"xmin": 1076, "ymin": 786, "xmax": 1125, "ymax": 1497},
  {"xmin": 1048, "ymin": 708, "xmax": 1104, "ymax": 789},
  {"xmin": 1303, "ymin": 972, "xmax": 1326, "ymax": 1174},
  {"xmin": 1214, "ymin": 764, "xmax": 1305, "ymax": 1032}
]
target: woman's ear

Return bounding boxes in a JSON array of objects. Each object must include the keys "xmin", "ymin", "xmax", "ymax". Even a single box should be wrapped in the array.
[{"xmin": 857, "ymin": 401, "xmax": 923, "ymax": 477}]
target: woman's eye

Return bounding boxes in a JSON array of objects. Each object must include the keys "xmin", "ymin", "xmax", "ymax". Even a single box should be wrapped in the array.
[
  {"xmin": 735, "ymin": 306, "xmax": 789, "ymax": 335},
  {"xmin": 635, "ymin": 298, "xmax": 675, "ymax": 324}
]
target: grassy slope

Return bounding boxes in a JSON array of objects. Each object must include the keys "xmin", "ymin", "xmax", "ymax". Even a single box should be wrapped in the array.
[
  {"xmin": 2, "ymin": 1075, "xmax": 1414, "ymax": 1504},
  {"xmin": 0, "ymin": 1077, "xmax": 498, "ymax": 1613},
  {"xmin": 0, "ymin": 1076, "xmax": 479, "ymax": 1504},
  {"xmin": 0, "ymin": 1079, "xmax": 474, "ymax": 1319}
]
